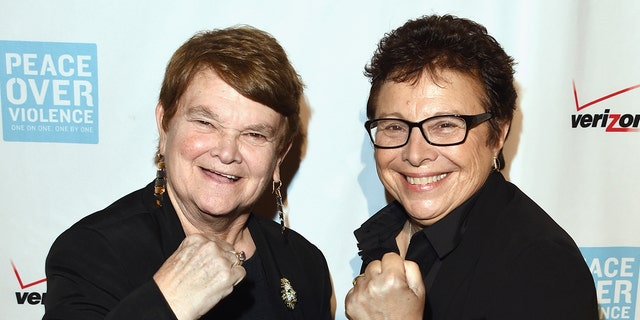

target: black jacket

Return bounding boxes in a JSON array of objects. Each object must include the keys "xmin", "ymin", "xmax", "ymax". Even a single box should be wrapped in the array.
[
  {"xmin": 44, "ymin": 182, "xmax": 332, "ymax": 320},
  {"xmin": 355, "ymin": 172, "xmax": 598, "ymax": 319}
]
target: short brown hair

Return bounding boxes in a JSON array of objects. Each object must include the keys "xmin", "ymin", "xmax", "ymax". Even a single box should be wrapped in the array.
[{"xmin": 158, "ymin": 25, "xmax": 303, "ymax": 155}]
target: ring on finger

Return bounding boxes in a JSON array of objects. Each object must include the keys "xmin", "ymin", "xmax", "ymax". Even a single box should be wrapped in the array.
[
  {"xmin": 229, "ymin": 250, "xmax": 246, "ymax": 266},
  {"xmin": 352, "ymin": 274, "xmax": 365, "ymax": 286}
]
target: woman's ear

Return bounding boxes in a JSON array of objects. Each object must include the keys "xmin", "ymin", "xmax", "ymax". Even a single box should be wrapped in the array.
[
  {"xmin": 273, "ymin": 141, "xmax": 293, "ymax": 182},
  {"xmin": 494, "ymin": 120, "xmax": 511, "ymax": 152},
  {"xmin": 155, "ymin": 103, "xmax": 166, "ymax": 155}
]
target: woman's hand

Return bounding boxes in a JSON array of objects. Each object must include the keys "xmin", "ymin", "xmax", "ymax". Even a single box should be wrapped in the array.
[
  {"xmin": 153, "ymin": 234, "xmax": 246, "ymax": 320},
  {"xmin": 345, "ymin": 252, "xmax": 425, "ymax": 320}
]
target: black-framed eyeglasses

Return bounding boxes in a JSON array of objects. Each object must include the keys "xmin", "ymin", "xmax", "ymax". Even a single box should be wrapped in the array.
[{"xmin": 364, "ymin": 112, "xmax": 493, "ymax": 148}]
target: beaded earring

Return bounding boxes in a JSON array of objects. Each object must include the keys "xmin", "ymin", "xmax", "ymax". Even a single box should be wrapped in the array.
[{"xmin": 154, "ymin": 154, "xmax": 166, "ymax": 207}]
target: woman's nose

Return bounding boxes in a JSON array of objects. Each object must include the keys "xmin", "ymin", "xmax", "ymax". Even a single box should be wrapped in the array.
[
  {"xmin": 403, "ymin": 127, "xmax": 437, "ymax": 166},
  {"xmin": 212, "ymin": 132, "xmax": 242, "ymax": 164}
]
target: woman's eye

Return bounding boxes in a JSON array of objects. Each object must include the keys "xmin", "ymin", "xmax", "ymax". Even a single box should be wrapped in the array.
[
  {"xmin": 195, "ymin": 120, "xmax": 222, "ymax": 131},
  {"xmin": 433, "ymin": 120, "xmax": 462, "ymax": 129},
  {"xmin": 387, "ymin": 124, "xmax": 405, "ymax": 131},
  {"xmin": 245, "ymin": 132, "xmax": 268, "ymax": 142},
  {"xmin": 381, "ymin": 124, "xmax": 407, "ymax": 135}
]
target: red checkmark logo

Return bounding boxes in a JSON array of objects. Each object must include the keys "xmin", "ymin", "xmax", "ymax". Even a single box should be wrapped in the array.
[
  {"xmin": 573, "ymin": 81, "xmax": 640, "ymax": 112},
  {"xmin": 11, "ymin": 261, "xmax": 46, "ymax": 289}
]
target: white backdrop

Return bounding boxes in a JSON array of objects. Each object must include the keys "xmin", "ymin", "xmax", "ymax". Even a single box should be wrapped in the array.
[{"xmin": 1, "ymin": 1, "xmax": 639, "ymax": 319}]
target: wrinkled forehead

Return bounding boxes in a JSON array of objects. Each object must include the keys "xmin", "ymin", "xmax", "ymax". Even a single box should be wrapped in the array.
[{"xmin": 374, "ymin": 69, "xmax": 487, "ymax": 111}]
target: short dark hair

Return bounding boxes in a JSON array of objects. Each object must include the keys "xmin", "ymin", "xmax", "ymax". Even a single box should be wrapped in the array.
[{"xmin": 364, "ymin": 14, "xmax": 516, "ymax": 163}]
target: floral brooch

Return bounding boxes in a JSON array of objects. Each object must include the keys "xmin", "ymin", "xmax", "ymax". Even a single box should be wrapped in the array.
[{"xmin": 280, "ymin": 277, "xmax": 297, "ymax": 310}]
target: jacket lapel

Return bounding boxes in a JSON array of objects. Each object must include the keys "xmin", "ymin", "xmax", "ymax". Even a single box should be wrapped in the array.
[
  {"xmin": 248, "ymin": 216, "xmax": 307, "ymax": 319},
  {"xmin": 427, "ymin": 173, "xmax": 512, "ymax": 318}
]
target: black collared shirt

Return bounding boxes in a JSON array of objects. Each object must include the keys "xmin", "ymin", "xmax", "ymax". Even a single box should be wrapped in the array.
[{"xmin": 354, "ymin": 181, "xmax": 482, "ymax": 290}]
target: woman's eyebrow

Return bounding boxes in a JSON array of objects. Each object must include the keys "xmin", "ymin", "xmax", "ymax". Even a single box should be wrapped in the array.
[
  {"xmin": 186, "ymin": 105, "xmax": 277, "ymax": 135},
  {"xmin": 186, "ymin": 105, "xmax": 219, "ymax": 120}
]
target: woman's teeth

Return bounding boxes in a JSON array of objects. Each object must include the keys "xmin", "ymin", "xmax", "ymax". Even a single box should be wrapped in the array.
[
  {"xmin": 406, "ymin": 173, "xmax": 447, "ymax": 185},
  {"xmin": 212, "ymin": 170, "xmax": 239, "ymax": 181}
]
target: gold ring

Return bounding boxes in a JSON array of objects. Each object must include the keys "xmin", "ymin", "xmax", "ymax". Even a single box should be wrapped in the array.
[
  {"xmin": 352, "ymin": 274, "xmax": 365, "ymax": 286},
  {"xmin": 229, "ymin": 250, "xmax": 246, "ymax": 266}
]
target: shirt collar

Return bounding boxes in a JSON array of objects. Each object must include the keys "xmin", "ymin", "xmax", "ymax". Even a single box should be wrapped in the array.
[
  {"xmin": 355, "ymin": 173, "xmax": 497, "ymax": 262},
  {"xmin": 420, "ymin": 191, "xmax": 479, "ymax": 259}
]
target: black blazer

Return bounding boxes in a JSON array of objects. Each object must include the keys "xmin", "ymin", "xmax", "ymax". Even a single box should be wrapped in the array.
[
  {"xmin": 44, "ymin": 182, "xmax": 332, "ymax": 320},
  {"xmin": 356, "ymin": 172, "xmax": 598, "ymax": 319}
]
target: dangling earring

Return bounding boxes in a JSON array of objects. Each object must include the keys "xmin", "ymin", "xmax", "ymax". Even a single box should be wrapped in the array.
[
  {"xmin": 492, "ymin": 155, "xmax": 501, "ymax": 172},
  {"xmin": 273, "ymin": 180, "xmax": 286, "ymax": 235},
  {"xmin": 154, "ymin": 153, "xmax": 166, "ymax": 207}
]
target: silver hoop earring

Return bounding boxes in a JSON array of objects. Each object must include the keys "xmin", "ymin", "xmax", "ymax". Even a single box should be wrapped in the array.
[{"xmin": 492, "ymin": 156, "xmax": 501, "ymax": 172}]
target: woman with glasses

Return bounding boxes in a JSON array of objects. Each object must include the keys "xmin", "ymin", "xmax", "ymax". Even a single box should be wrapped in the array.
[{"xmin": 345, "ymin": 14, "xmax": 598, "ymax": 320}]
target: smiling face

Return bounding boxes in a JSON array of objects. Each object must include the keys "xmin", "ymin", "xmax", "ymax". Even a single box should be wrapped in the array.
[
  {"xmin": 372, "ymin": 69, "xmax": 508, "ymax": 226},
  {"xmin": 156, "ymin": 68, "xmax": 287, "ymax": 225}
]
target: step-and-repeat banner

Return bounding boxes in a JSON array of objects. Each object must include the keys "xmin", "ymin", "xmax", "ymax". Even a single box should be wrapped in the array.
[{"xmin": 1, "ymin": 1, "xmax": 639, "ymax": 319}]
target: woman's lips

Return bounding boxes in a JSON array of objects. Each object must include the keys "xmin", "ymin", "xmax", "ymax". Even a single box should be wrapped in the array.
[
  {"xmin": 203, "ymin": 168, "xmax": 240, "ymax": 182},
  {"xmin": 406, "ymin": 173, "xmax": 447, "ymax": 185}
]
